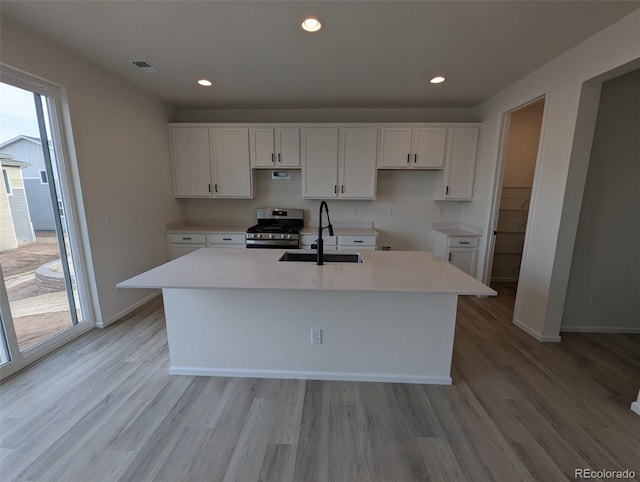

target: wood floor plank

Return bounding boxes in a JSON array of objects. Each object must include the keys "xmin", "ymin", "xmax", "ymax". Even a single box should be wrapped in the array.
[
  {"xmin": 1, "ymin": 290, "xmax": 638, "ymax": 482},
  {"xmin": 257, "ymin": 443, "xmax": 295, "ymax": 482},
  {"xmin": 418, "ymin": 436, "xmax": 468, "ymax": 482}
]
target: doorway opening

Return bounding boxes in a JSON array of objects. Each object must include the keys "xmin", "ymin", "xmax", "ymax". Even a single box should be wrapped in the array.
[{"xmin": 488, "ymin": 97, "xmax": 545, "ymax": 296}]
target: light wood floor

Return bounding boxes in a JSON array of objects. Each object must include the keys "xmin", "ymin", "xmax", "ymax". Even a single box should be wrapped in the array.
[{"xmin": 1, "ymin": 284, "xmax": 639, "ymax": 481}]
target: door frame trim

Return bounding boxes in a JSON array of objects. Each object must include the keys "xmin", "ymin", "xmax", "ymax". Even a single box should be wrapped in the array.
[
  {"xmin": 0, "ymin": 64, "xmax": 98, "ymax": 380},
  {"xmin": 482, "ymin": 93, "xmax": 549, "ymax": 292}
]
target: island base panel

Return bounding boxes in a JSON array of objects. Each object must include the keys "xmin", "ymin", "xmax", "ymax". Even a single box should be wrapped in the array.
[{"xmin": 162, "ymin": 288, "xmax": 458, "ymax": 385}]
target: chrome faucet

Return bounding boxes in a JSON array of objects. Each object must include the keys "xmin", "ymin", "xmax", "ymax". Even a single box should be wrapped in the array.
[{"xmin": 315, "ymin": 200, "xmax": 334, "ymax": 265}]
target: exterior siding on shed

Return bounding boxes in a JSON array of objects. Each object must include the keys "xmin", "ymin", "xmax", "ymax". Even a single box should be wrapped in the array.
[
  {"xmin": 24, "ymin": 178, "xmax": 56, "ymax": 231},
  {"xmin": 7, "ymin": 187, "xmax": 35, "ymax": 244}
]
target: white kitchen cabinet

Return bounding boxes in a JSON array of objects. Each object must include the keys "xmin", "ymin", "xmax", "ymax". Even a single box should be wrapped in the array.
[
  {"xmin": 169, "ymin": 126, "xmax": 253, "ymax": 198},
  {"xmin": 250, "ymin": 127, "xmax": 300, "ymax": 168},
  {"xmin": 302, "ymin": 126, "xmax": 377, "ymax": 199},
  {"xmin": 434, "ymin": 127, "xmax": 479, "ymax": 201},
  {"xmin": 300, "ymin": 234, "xmax": 337, "ymax": 250},
  {"xmin": 431, "ymin": 229, "xmax": 480, "ymax": 277},
  {"xmin": 448, "ymin": 248, "xmax": 478, "ymax": 276},
  {"xmin": 302, "ymin": 128, "xmax": 339, "ymax": 198},
  {"xmin": 378, "ymin": 126, "xmax": 446, "ymax": 169},
  {"xmin": 339, "ymin": 127, "xmax": 378, "ymax": 199},
  {"xmin": 170, "ymin": 127, "xmax": 212, "ymax": 197},
  {"xmin": 206, "ymin": 233, "xmax": 246, "ymax": 248},
  {"xmin": 300, "ymin": 233, "xmax": 378, "ymax": 251},
  {"xmin": 337, "ymin": 235, "xmax": 377, "ymax": 251},
  {"xmin": 167, "ymin": 233, "xmax": 207, "ymax": 260},
  {"xmin": 210, "ymin": 128, "xmax": 253, "ymax": 198}
]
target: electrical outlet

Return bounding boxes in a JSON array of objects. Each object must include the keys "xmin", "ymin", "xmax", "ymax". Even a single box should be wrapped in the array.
[
  {"xmin": 310, "ymin": 328, "xmax": 322, "ymax": 344},
  {"xmin": 388, "ymin": 208, "xmax": 395, "ymax": 216},
  {"xmin": 242, "ymin": 207, "xmax": 248, "ymax": 215},
  {"xmin": 351, "ymin": 207, "xmax": 358, "ymax": 216}
]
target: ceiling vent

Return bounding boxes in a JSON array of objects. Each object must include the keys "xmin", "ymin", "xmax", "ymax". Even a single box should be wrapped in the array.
[{"xmin": 131, "ymin": 60, "xmax": 159, "ymax": 73}]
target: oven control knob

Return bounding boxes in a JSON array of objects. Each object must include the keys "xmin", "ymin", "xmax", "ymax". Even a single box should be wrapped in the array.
[
  {"xmin": 280, "ymin": 234, "xmax": 285, "ymax": 239},
  {"xmin": 256, "ymin": 234, "xmax": 262, "ymax": 239},
  {"xmin": 269, "ymin": 234, "xmax": 273, "ymax": 239},
  {"xmin": 286, "ymin": 234, "xmax": 291, "ymax": 239}
]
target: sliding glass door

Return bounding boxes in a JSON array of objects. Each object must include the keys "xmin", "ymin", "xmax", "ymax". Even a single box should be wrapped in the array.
[{"xmin": 0, "ymin": 69, "xmax": 93, "ymax": 376}]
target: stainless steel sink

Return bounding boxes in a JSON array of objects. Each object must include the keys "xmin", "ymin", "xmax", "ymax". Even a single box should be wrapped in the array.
[{"xmin": 279, "ymin": 252, "xmax": 363, "ymax": 263}]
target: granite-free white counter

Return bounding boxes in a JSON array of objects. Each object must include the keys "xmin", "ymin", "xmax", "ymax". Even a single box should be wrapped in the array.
[{"xmin": 118, "ymin": 248, "xmax": 495, "ymax": 296}]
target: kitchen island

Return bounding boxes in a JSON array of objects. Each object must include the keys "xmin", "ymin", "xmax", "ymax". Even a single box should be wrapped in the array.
[{"xmin": 118, "ymin": 248, "xmax": 495, "ymax": 384}]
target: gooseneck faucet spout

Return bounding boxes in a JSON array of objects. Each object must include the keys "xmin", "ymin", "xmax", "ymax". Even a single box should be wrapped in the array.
[{"xmin": 316, "ymin": 200, "xmax": 334, "ymax": 265}]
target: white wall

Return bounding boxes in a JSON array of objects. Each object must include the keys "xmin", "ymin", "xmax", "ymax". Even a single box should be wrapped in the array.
[
  {"xmin": 176, "ymin": 107, "xmax": 479, "ymax": 251},
  {"xmin": 561, "ymin": 69, "xmax": 640, "ymax": 333},
  {"xmin": 0, "ymin": 19, "xmax": 185, "ymax": 326},
  {"xmin": 462, "ymin": 10, "xmax": 640, "ymax": 341}
]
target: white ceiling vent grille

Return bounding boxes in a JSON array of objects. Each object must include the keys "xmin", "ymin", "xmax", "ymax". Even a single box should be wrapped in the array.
[{"xmin": 131, "ymin": 60, "xmax": 159, "ymax": 73}]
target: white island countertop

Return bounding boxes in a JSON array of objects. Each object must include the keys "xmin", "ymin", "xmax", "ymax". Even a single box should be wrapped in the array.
[{"xmin": 118, "ymin": 248, "xmax": 495, "ymax": 296}]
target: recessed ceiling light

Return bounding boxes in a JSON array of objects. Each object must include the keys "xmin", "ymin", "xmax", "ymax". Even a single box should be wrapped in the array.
[
  {"xmin": 430, "ymin": 76, "xmax": 446, "ymax": 84},
  {"xmin": 301, "ymin": 18, "xmax": 322, "ymax": 32},
  {"xmin": 197, "ymin": 79, "xmax": 213, "ymax": 87}
]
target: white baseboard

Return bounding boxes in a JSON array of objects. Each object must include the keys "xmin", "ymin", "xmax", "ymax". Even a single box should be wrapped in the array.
[
  {"xmin": 560, "ymin": 326, "xmax": 640, "ymax": 334},
  {"xmin": 96, "ymin": 290, "xmax": 161, "ymax": 328},
  {"xmin": 631, "ymin": 401, "xmax": 640, "ymax": 416},
  {"xmin": 169, "ymin": 366, "xmax": 452, "ymax": 385},
  {"xmin": 514, "ymin": 318, "xmax": 562, "ymax": 342}
]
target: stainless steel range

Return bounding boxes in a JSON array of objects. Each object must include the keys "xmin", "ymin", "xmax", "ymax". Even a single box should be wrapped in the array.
[{"xmin": 246, "ymin": 208, "xmax": 304, "ymax": 249}]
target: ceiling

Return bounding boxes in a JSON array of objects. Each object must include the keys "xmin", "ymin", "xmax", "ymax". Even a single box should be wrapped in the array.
[{"xmin": 2, "ymin": 1, "xmax": 639, "ymax": 109}]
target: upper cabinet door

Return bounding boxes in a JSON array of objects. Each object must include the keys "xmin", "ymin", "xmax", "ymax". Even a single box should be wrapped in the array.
[
  {"xmin": 170, "ymin": 127, "xmax": 213, "ymax": 197},
  {"xmin": 441, "ymin": 127, "xmax": 479, "ymax": 200},
  {"xmin": 378, "ymin": 128, "xmax": 412, "ymax": 168},
  {"xmin": 210, "ymin": 128, "xmax": 253, "ymax": 198},
  {"xmin": 412, "ymin": 128, "xmax": 446, "ymax": 168},
  {"xmin": 340, "ymin": 127, "xmax": 377, "ymax": 199},
  {"xmin": 302, "ymin": 128, "xmax": 339, "ymax": 199},
  {"xmin": 250, "ymin": 128, "xmax": 276, "ymax": 168},
  {"xmin": 275, "ymin": 127, "xmax": 301, "ymax": 167}
]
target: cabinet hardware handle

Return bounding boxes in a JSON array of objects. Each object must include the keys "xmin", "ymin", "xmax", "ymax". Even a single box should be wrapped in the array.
[
  {"xmin": 414, "ymin": 154, "xmax": 417, "ymax": 163},
  {"xmin": 334, "ymin": 185, "xmax": 337, "ymax": 194},
  {"xmin": 448, "ymin": 253, "xmax": 452, "ymax": 262},
  {"xmin": 341, "ymin": 185, "xmax": 344, "ymax": 193},
  {"xmin": 407, "ymin": 153, "xmax": 410, "ymax": 163},
  {"xmin": 215, "ymin": 184, "xmax": 218, "ymax": 193},
  {"xmin": 445, "ymin": 186, "xmax": 449, "ymax": 195},
  {"xmin": 459, "ymin": 241, "xmax": 470, "ymax": 245},
  {"xmin": 208, "ymin": 184, "xmax": 211, "ymax": 193},
  {"xmin": 182, "ymin": 237, "xmax": 192, "ymax": 240},
  {"xmin": 278, "ymin": 153, "xmax": 282, "ymax": 163},
  {"xmin": 271, "ymin": 153, "xmax": 274, "ymax": 163},
  {"xmin": 353, "ymin": 240, "xmax": 363, "ymax": 243},
  {"xmin": 222, "ymin": 238, "xmax": 232, "ymax": 241}
]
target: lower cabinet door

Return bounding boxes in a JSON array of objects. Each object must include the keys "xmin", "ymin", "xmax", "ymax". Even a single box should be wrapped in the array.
[{"xmin": 448, "ymin": 248, "xmax": 477, "ymax": 277}]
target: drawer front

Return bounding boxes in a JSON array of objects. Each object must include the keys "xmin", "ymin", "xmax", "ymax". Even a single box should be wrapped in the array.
[
  {"xmin": 339, "ymin": 235, "xmax": 377, "ymax": 247},
  {"xmin": 207, "ymin": 233, "xmax": 246, "ymax": 245},
  {"xmin": 300, "ymin": 234, "xmax": 337, "ymax": 246},
  {"xmin": 448, "ymin": 236, "xmax": 478, "ymax": 248},
  {"xmin": 168, "ymin": 233, "xmax": 207, "ymax": 244}
]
